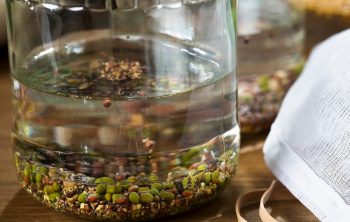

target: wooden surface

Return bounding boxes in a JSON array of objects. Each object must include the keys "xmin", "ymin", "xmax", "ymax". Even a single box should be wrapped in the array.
[{"xmin": 0, "ymin": 51, "xmax": 318, "ymax": 222}]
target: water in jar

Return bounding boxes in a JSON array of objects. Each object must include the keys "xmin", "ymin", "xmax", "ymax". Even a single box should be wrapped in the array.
[{"xmin": 9, "ymin": 0, "xmax": 239, "ymax": 220}]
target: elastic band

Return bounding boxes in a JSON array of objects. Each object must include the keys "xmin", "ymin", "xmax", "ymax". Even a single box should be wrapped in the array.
[{"xmin": 236, "ymin": 180, "xmax": 297, "ymax": 222}]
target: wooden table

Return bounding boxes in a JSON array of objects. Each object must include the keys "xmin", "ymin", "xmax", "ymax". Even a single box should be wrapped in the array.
[{"xmin": 0, "ymin": 51, "xmax": 318, "ymax": 222}]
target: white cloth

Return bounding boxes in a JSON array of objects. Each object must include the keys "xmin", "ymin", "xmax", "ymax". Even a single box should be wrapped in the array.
[{"xmin": 264, "ymin": 29, "xmax": 350, "ymax": 222}]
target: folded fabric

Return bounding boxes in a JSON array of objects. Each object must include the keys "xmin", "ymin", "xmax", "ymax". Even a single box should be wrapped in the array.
[{"xmin": 264, "ymin": 29, "xmax": 350, "ymax": 222}]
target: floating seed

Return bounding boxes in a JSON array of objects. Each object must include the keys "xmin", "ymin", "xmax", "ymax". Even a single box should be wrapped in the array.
[
  {"xmin": 142, "ymin": 138, "xmax": 155, "ymax": 149},
  {"xmin": 243, "ymin": 36, "xmax": 250, "ymax": 44},
  {"xmin": 103, "ymin": 99, "xmax": 112, "ymax": 108}
]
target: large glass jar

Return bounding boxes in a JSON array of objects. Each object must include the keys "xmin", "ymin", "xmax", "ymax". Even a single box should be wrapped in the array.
[
  {"xmin": 5, "ymin": 0, "xmax": 239, "ymax": 221},
  {"xmin": 238, "ymin": 0, "xmax": 304, "ymax": 134}
]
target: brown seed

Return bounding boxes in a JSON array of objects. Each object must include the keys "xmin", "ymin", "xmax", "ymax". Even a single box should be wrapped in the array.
[
  {"xmin": 115, "ymin": 175, "xmax": 125, "ymax": 181},
  {"xmin": 175, "ymin": 198, "xmax": 182, "ymax": 207},
  {"xmin": 88, "ymin": 194, "xmax": 98, "ymax": 203},
  {"xmin": 103, "ymin": 99, "xmax": 112, "ymax": 108},
  {"xmin": 42, "ymin": 175, "xmax": 49, "ymax": 185},
  {"xmin": 182, "ymin": 191, "xmax": 193, "ymax": 198},
  {"xmin": 243, "ymin": 36, "xmax": 250, "ymax": 44},
  {"xmin": 106, "ymin": 62, "xmax": 115, "ymax": 69},
  {"xmin": 78, "ymin": 82, "xmax": 89, "ymax": 90},
  {"xmin": 219, "ymin": 164, "xmax": 227, "ymax": 172},
  {"xmin": 128, "ymin": 185, "xmax": 139, "ymax": 192},
  {"xmin": 23, "ymin": 176, "xmax": 30, "ymax": 185},
  {"xmin": 115, "ymin": 196, "xmax": 127, "ymax": 204},
  {"xmin": 65, "ymin": 191, "xmax": 75, "ymax": 198},
  {"xmin": 142, "ymin": 138, "xmax": 155, "ymax": 149},
  {"xmin": 120, "ymin": 64, "xmax": 129, "ymax": 71},
  {"xmin": 67, "ymin": 78, "xmax": 81, "ymax": 84},
  {"xmin": 169, "ymin": 188, "xmax": 177, "ymax": 195},
  {"xmin": 139, "ymin": 91, "xmax": 146, "ymax": 96}
]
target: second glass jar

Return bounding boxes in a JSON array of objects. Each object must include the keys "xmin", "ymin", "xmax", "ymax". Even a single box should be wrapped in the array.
[{"xmin": 238, "ymin": 0, "xmax": 304, "ymax": 134}]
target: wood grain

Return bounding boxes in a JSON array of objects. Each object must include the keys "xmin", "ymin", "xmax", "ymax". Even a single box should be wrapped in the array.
[{"xmin": 0, "ymin": 53, "xmax": 318, "ymax": 222}]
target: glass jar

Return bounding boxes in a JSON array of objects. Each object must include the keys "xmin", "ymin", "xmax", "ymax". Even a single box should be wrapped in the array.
[
  {"xmin": 238, "ymin": 0, "xmax": 304, "ymax": 134},
  {"xmin": 290, "ymin": 0, "xmax": 350, "ymax": 54},
  {"xmin": 6, "ymin": 0, "xmax": 239, "ymax": 221}
]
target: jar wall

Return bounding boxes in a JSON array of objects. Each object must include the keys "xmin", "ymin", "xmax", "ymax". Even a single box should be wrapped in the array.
[{"xmin": 6, "ymin": 0, "xmax": 239, "ymax": 221}]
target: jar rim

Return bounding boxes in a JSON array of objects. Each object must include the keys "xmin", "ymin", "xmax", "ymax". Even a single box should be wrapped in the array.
[{"xmin": 19, "ymin": 0, "xmax": 217, "ymax": 11}]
